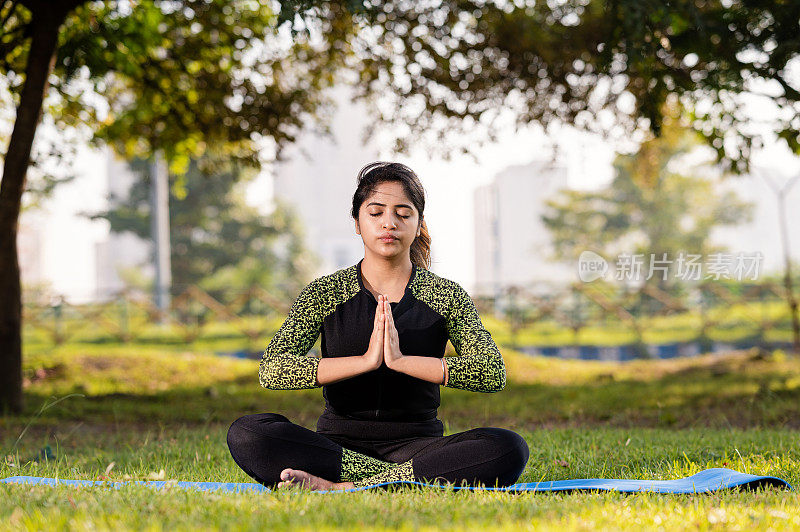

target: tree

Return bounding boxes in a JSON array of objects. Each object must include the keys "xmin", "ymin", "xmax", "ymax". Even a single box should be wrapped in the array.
[
  {"xmin": 3, "ymin": 0, "xmax": 799, "ymax": 411},
  {"xmin": 342, "ymin": 0, "xmax": 800, "ymax": 173},
  {"xmin": 86, "ymin": 155, "xmax": 320, "ymax": 307},
  {"xmin": 541, "ymin": 114, "xmax": 755, "ymax": 295},
  {"xmin": 0, "ymin": 0, "xmax": 358, "ymax": 414}
]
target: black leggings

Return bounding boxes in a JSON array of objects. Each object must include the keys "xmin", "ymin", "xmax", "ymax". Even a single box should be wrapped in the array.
[{"xmin": 227, "ymin": 413, "xmax": 530, "ymax": 489}]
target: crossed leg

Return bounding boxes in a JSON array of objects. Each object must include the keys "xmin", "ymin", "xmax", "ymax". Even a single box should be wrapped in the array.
[
  {"xmin": 226, "ymin": 412, "xmax": 529, "ymax": 490},
  {"xmin": 226, "ymin": 412, "xmax": 351, "ymax": 489},
  {"xmin": 372, "ymin": 426, "xmax": 530, "ymax": 488}
]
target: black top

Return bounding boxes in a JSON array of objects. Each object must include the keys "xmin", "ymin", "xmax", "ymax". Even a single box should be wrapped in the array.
[{"xmin": 259, "ymin": 258, "xmax": 506, "ymax": 439}]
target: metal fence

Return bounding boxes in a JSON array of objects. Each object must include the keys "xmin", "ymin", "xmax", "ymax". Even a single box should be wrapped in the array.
[
  {"xmin": 22, "ymin": 278, "xmax": 798, "ymax": 359},
  {"xmin": 23, "ymin": 284, "xmax": 291, "ymax": 345}
]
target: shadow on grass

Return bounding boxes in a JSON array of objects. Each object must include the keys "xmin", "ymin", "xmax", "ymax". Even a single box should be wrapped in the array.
[{"xmin": 7, "ymin": 359, "xmax": 800, "ymax": 437}]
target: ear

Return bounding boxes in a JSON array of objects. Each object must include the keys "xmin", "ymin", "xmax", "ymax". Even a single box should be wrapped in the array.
[{"xmin": 354, "ymin": 219, "xmax": 361, "ymax": 235}]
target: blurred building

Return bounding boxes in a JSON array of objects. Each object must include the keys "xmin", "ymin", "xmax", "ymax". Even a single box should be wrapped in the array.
[
  {"xmin": 711, "ymin": 170, "xmax": 800, "ymax": 276},
  {"xmin": 94, "ymin": 148, "xmax": 151, "ymax": 300},
  {"xmin": 474, "ymin": 160, "xmax": 574, "ymax": 298},
  {"xmin": 270, "ymin": 85, "xmax": 381, "ymax": 275},
  {"xmin": 17, "ymin": 142, "xmax": 121, "ymax": 304},
  {"xmin": 17, "ymin": 214, "xmax": 45, "ymax": 290}
]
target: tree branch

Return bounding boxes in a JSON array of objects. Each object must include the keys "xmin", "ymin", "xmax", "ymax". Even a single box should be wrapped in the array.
[{"xmin": 0, "ymin": 0, "xmax": 20, "ymax": 31}]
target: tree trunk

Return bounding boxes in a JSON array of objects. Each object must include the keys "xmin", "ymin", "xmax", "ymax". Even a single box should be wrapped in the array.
[{"xmin": 0, "ymin": 7, "xmax": 68, "ymax": 415}]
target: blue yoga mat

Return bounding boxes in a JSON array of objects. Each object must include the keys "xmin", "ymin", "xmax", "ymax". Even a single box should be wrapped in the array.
[{"xmin": 0, "ymin": 468, "xmax": 791, "ymax": 494}]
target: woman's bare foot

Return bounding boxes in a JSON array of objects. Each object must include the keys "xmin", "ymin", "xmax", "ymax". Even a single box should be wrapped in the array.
[{"xmin": 277, "ymin": 468, "xmax": 355, "ymax": 491}]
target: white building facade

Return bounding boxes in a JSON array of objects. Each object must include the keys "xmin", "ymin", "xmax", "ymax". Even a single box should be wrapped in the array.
[
  {"xmin": 474, "ymin": 160, "xmax": 574, "ymax": 298},
  {"xmin": 270, "ymin": 85, "xmax": 382, "ymax": 276},
  {"xmin": 93, "ymin": 149, "xmax": 152, "ymax": 301}
]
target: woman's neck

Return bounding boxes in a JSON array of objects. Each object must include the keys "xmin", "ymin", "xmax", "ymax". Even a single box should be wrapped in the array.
[{"xmin": 360, "ymin": 253, "xmax": 413, "ymax": 296}]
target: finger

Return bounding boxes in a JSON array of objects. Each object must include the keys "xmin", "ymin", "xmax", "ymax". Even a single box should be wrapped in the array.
[
  {"xmin": 385, "ymin": 300, "xmax": 394, "ymax": 335},
  {"xmin": 384, "ymin": 312, "xmax": 390, "ymax": 349},
  {"xmin": 376, "ymin": 302, "xmax": 382, "ymax": 329},
  {"xmin": 389, "ymin": 310, "xmax": 398, "ymax": 343},
  {"xmin": 386, "ymin": 299, "xmax": 395, "ymax": 327}
]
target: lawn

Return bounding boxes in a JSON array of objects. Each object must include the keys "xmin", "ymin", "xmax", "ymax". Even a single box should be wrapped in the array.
[{"xmin": 1, "ymin": 345, "xmax": 798, "ymax": 530}]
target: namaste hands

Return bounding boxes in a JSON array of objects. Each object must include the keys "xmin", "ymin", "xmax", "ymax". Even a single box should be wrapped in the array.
[{"xmin": 364, "ymin": 294, "xmax": 405, "ymax": 371}]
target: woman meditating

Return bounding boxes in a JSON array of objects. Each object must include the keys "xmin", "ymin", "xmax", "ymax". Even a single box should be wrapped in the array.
[{"xmin": 226, "ymin": 161, "xmax": 529, "ymax": 490}]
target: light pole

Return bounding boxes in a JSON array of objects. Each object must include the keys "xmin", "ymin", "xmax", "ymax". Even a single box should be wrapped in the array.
[
  {"xmin": 150, "ymin": 150, "xmax": 172, "ymax": 324},
  {"xmin": 757, "ymin": 167, "xmax": 800, "ymax": 355}
]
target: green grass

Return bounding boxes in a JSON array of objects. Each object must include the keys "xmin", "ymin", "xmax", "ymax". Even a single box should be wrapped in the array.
[
  {"xmin": 11, "ymin": 344, "xmax": 800, "ymax": 429},
  {"xmin": 2, "ymin": 427, "xmax": 798, "ymax": 530},
  {"xmin": 1, "ymin": 345, "xmax": 799, "ymax": 530}
]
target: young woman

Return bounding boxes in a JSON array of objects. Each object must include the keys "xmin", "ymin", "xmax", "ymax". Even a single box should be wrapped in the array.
[{"xmin": 226, "ymin": 162, "xmax": 529, "ymax": 491}]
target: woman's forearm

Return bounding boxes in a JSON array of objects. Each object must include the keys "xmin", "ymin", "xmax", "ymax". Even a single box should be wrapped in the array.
[
  {"xmin": 389, "ymin": 355, "xmax": 447, "ymax": 385},
  {"xmin": 316, "ymin": 355, "xmax": 379, "ymax": 386}
]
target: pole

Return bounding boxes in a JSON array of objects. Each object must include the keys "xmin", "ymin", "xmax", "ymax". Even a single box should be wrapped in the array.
[
  {"xmin": 150, "ymin": 150, "xmax": 172, "ymax": 324},
  {"xmin": 759, "ymin": 168, "xmax": 800, "ymax": 355}
]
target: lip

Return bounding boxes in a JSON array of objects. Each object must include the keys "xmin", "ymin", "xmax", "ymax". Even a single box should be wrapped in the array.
[{"xmin": 379, "ymin": 234, "xmax": 398, "ymax": 241}]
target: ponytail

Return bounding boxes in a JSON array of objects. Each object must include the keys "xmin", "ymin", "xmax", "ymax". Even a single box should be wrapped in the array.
[{"xmin": 410, "ymin": 217, "xmax": 431, "ymax": 270}]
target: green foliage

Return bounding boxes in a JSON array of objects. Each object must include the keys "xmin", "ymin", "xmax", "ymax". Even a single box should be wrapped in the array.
[
  {"xmin": 275, "ymin": 0, "xmax": 378, "ymax": 37},
  {"xmin": 541, "ymin": 117, "xmax": 755, "ymax": 287},
  {"xmin": 84, "ymin": 154, "xmax": 320, "ymax": 303},
  {"xmin": 1, "ymin": 0, "xmax": 356, "ymax": 193},
  {"xmin": 5, "ymin": 0, "xmax": 798, "ymax": 179},
  {"xmin": 343, "ymin": 0, "xmax": 800, "ymax": 172}
]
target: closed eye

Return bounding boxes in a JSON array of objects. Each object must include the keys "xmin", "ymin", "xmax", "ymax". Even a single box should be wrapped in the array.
[{"xmin": 370, "ymin": 213, "xmax": 410, "ymax": 219}]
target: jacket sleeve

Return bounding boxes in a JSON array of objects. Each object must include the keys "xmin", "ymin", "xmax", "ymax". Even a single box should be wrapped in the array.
[
  {"xmin": 443, "ymin": 281, "xmax": 506, "ymax": 392},
  {"xmin": 259, "ymin": 279, "xmax": 323, "ymax": 390}
]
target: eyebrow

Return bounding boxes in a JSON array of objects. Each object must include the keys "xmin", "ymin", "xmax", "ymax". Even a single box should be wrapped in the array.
[{"xmin": 367, "ymin": 202, "xmax": 414, "ymax": 210}]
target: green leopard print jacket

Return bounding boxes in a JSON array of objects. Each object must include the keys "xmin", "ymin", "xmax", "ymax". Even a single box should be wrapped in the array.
[{"xmin": 259, "ymin": 261, "xmax": 506, "ymax": 394}]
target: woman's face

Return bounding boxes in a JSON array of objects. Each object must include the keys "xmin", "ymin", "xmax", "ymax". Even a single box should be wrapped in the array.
[{"xmin": 355, "ymin": 181, "xmax": 421, "ymax": 260}]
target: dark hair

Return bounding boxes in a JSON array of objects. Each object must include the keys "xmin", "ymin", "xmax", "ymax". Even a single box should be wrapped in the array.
[{"xmin": 351, "ymin": 161, "xmax": 431, "ymax": 270}]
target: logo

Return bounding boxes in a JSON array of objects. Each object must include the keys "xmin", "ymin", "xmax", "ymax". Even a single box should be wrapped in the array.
[{"xmin": 577, "ymin": 251, "xmax": 609, "ymax": 282}]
